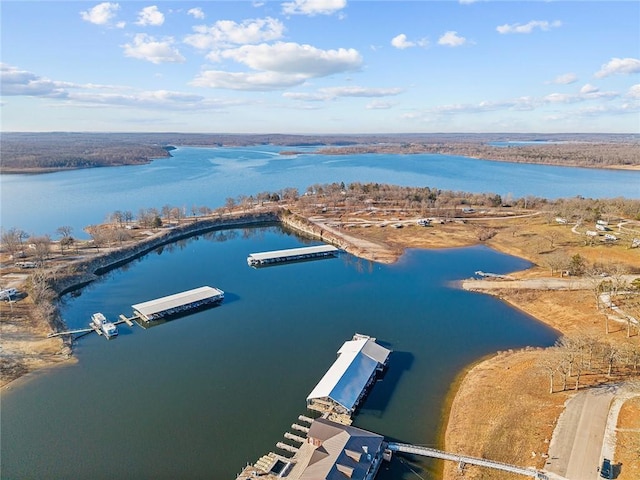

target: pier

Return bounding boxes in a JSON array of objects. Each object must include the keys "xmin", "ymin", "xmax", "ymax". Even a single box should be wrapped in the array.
[
  {"xmin": 247, "ymin": 244, "xmax": 339, "ymax": 267},
  {"xmin": 47, "ymin": 286, "xmax": 220, "ymax": 340},
  {"xmin": 236, "ymin": 334, "xmax": 390, "ymax": 480},
  {"xmin": 47, "ymin": 314, "xmax": 137, "ymax": 339},
  {"xmin": 385, "ymin": 443, "xmax": 555, "ymax": 479}
]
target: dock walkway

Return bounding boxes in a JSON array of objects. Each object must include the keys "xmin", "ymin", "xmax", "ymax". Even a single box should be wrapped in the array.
[{"xmin": 386, "ymin": 443, "xmax": 557, "ymax": 479}]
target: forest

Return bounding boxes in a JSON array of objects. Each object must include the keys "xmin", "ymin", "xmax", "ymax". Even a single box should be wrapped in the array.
[{"xmin": 1, "ymin": 132, "xmax": 638, "ymax": 172}]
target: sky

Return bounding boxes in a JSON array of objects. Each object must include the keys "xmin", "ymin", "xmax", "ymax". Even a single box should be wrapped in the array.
[{"xmin": 1, "ymin": 0, "xmax": 639, "ymax": 134}]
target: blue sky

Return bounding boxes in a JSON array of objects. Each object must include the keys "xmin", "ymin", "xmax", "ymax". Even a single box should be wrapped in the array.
[{"xmin": 1, "ymin": 1, "xmax": 639, "ymax": 133}]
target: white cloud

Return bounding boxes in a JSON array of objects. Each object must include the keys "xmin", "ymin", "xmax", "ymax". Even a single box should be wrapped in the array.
[
  {"xmin": 391, "ymin": 34, "xmax": 428, "ymax": 50},
  {"xmin": 544, "ymin": 93, "xmax": 581, "ymax": 104},
  {"xmin": 192, "ymin": 70, "xmax": 307, "ymax": 91},
  {"xmin": 136, "ymin": 6, "xmax": 165, "ymax": 27},
  {"xmin": 438, "ymin": 31, "xmax": 467, "ymax": 47},
  {"xmin": 192, "ymin": 43, "xmax": 362, "ymax": 91},
  {"xmin": 187, "ymin": 7, "xmax": 205, "ymax": 20},
  {"xmin": 496, "ymin": 20, "xmax": 562, "ymax": 34},
  {"xmin": 551, "ymin": 73, "xmax": 577, "ymax": 85},
  {"xmin": 184, "ymin": 17, "xmax": 285, "ymax": 50},
  {"xmin": 595, "ymin": 57, "xmax": 640, "ymax": 78},
  {"xmin": 580, "ymin": 84, "xmax": 598, "ymax": 94},
  {"xmin": 220, "ymin": 42, "xmax": 362, "ymax": 77},
  {"xmin": 391, "ymin": 34, "xmax": 414, "ymax": 50},
  {"xmin": 122, "ymin": 34, "xmax": 186, "ymax": 64},
  {"xmin": 80, "ymin": 2, "xmax": 122, "ymax": 27},
  {"xmin": 281, "ymin": 0, "xmax": 347, "ymax": 16},
  {"xmin": 0, "ymin": 64, "xmax": 68, "ymax": 97},
  {"xmin": 366, "ymin": 100, "xmax": 394, "ymax": 110},
  {"xmin": 319, "ymin": 86, "xmax": 403, "ymax": 98},
  {"xmin": 628, "ymin": 84, "xmax": 640, "ymax": 99},
  {"xmin": 0, "ymin": 64, "xmax": 241, "ymax": 111},
  {"xmin": 283, "ymin": 86, "xmax": 402, "ymax": 102}
]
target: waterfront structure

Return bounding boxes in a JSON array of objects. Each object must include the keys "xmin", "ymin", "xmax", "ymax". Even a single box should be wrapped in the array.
[
  {"xmin": 247, "ymin": 245, "xmax": 339, "ymax": 267},
  {"xmin": 306, "ymin": 334, "xmax": 391, "ymax": 416},
  {"xmin": 90, "ymin": 312, "xmax": 118, "ymax": 339},
  {"xmin": 289, "ymin": 418, "xmax": 385, "ymax": 479},
  {"xmin": 237, "ymin": 417, "xmax": 385, "ymax": 480},
  {"xmin": 132, "ymin": 286, "xmax": 224, "ymax": 322}
]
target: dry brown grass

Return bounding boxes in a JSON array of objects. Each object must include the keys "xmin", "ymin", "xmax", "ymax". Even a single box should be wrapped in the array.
[
  {"xmin": 616, "ymin": 395, "xmax": 640, "ymax": 480},
  {"xmin": 442, "ymin": 349, "xmax": 570, "ymax": 480}
]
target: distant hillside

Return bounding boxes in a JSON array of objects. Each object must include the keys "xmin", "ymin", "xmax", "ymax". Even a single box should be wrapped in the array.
[{"xmin": 0, "ymin": 132, "xmax": 638, "ymax": 173}]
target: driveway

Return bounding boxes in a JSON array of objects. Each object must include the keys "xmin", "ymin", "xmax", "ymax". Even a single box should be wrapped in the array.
[{"xmin": 545, "ymin": 387, "xmax": 615, "ymax": 480}]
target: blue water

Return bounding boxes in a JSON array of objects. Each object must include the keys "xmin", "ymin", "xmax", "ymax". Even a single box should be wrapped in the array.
[
  {"xmin": 0, "ymin": 145, "xmax": 629, "ymax": 479},
  {"xmin": 1, "ymin": 226, "xmax": 558, "ymax": 480},
  {"xmin": 1, "ymin": 146, "xmax": 638, "ymax": 237}
]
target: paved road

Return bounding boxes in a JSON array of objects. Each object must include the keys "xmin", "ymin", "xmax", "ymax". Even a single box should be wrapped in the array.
[{"xmin": 546, "ymin": 388, "xmax": 615, "ymax": 480}]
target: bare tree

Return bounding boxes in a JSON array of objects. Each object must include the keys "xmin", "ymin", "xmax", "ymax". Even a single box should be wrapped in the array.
[
  {"xmin": 86, "ymin": 226, "xmax": 107, "ymax": 251},
  {"xmin": 544, "ymin": 251, "xmax": 567, "ymax": 277},
  {"xmin": 1, "ymin": 228, "xmax": 22, "ymax": 258},
  {"xmin": 56, "ymin": 226, "xmax": 73, "ymax": 254},
  {"xmin": 602, "ymin": 344, "xmax": 620, "ymax": 377},
  {"xmin": 29, "ymin": 235, "xmax": 51, "ymax": 264}
]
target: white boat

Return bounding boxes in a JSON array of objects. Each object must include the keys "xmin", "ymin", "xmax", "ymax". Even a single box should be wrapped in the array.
[{"xmin": 91, "ymin": 312, "xmax": 118, "ymax": 338}]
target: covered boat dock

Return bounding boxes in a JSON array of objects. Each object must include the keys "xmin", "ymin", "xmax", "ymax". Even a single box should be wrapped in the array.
[
  {"xmin": 306, "ymin": 334, "xmax": 391, "ymax": 416},
  {"xmin": 132, "ymin": 286, "xmax": 224, "ymax": 322},
  {"xmin": 247, "ymin": 245, "xmax": 339, "ymax": 267}
]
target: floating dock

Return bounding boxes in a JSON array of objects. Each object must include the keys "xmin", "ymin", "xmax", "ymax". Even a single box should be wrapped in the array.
[
  {"xmin": 306, "ymin": 333, "xmax": 391, "ymax": 417},
  {"xmin": 247, "ymin": 245, "xmax": 339, "ymax": 267},
  {"xmin": 132, "ymin": 286, "xmax": 224, "ymax": 322}
]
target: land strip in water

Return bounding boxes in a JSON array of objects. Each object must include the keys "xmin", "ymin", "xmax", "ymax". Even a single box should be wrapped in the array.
[
  {"xmin": 1, "ymin": 189, "xmax": 639, "ymax": 479},
  {"xmin": 1, "ymin": 132, "xmax": 638, "ymax": 173}
]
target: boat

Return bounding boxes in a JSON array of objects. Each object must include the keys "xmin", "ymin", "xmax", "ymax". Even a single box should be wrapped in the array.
[{"xmin": 91, "ymin": 312, "xmax": 118, "ymax": 338}]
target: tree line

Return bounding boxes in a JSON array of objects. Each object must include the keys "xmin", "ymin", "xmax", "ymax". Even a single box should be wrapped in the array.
[
  {"xmin": 539, "ymin": 334, "xmax": 639, "ymax": 393},
  {"xmin": 2, "ymin": 132, "xmax": 637, "ymax": 172}
]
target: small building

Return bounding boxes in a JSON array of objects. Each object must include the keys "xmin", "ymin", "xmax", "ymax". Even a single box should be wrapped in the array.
[
  {"xmin": 132, "ymin": 286, "xmax": 224, "ymax": 322},
  {"xmin": 306, "ymin": 334, "xmax": 391, "ymax": 416},
  {"xmin": 288, "ymin": 418, "xmax": 385, "ymax": 480}
]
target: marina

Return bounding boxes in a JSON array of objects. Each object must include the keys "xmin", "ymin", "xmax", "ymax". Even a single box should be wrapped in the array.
[
  {"xmin": 247, "ymin": 244, "xmax": 339, "ymax": 267},
  {"xmin": 236, "ymin": 334, "xmax": 390, "ymax": 480},
  {"xmin": 47, "ymin": 286, "xmax": 224, "ymax": 339},
  {"xmin": 236, "ymin": 333, "xmax": 554, "ymax": 480},
  {"xmin": 3, "ymin": 232, "xmax": 560, "ymax": 480}
]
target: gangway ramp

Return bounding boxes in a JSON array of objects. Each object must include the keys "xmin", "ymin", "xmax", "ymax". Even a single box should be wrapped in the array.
[{"xmin": 386, "ymin": 442, "xmax": 561, "ymax": 479}]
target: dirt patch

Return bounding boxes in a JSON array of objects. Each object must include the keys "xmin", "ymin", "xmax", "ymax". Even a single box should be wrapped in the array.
[
  {"xmin": 0, "ymin": 296, "xmax": 72, "ymax": 388},
  {"xmin": 616, "ymin": 395, "xmax": 640, "ymax": 480}
]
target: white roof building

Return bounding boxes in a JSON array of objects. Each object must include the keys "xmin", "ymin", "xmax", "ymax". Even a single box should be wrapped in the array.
[
  {"xmin": 132, "ymin": 286, "xmax": 224, "ymax": 321},
  {"xmin": 306, "ymin": 335, "xmax": 391, "ymax": 415}
]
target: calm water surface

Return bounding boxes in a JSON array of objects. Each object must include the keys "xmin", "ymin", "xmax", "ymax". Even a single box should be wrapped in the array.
[
  {"xmin": 1, "ymin": 226, "xmax": 558, "ymax": 480},
  {"xmin": 1, "ymin": 145, "xmax": 638, "ymax": 236},
  {"xmin": 2, "ymin": 146, "xmax": 626, "ymax": 479}
]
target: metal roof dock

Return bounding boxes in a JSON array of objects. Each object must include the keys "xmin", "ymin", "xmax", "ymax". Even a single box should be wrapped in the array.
[
  {"xmin": 132, "ymin": 286, "xmax": 224, "ymax": 322},
  {"xmin": 306, "ymin": 334, "xmax": 391, "ymax": 416},
  {"xmin": 247, "ymin": 245, "xmax": 339, "ymax": 267}
]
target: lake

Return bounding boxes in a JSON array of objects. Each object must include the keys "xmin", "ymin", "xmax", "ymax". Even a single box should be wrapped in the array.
[
  {"xmin": 1, "ymin": 225, "xmax": 559, "ymax": 479},
  {"xmin": 1, "ymin": 145, "xmax": 638, "ymax": 237}
]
